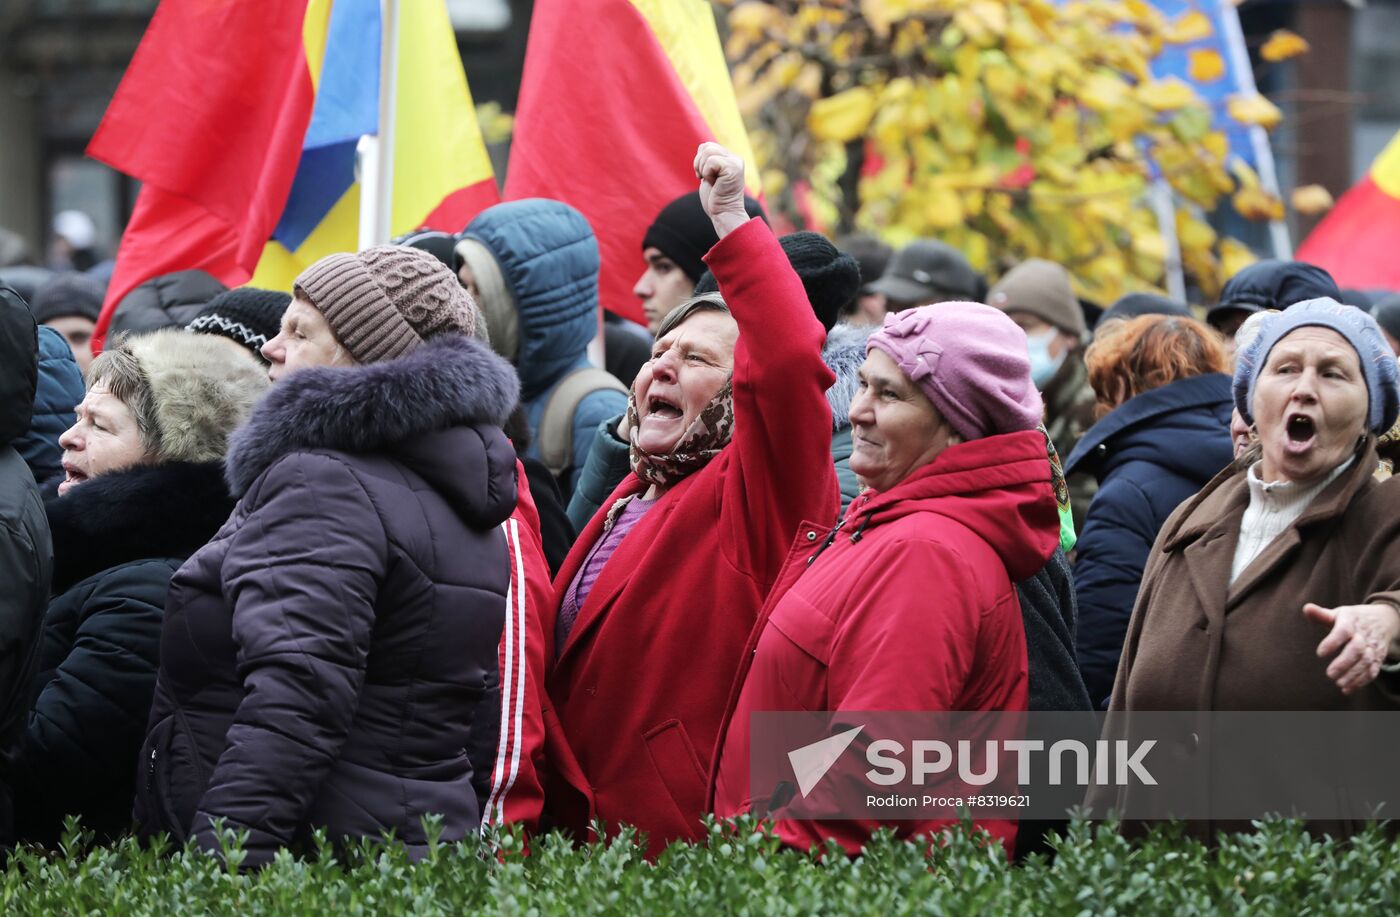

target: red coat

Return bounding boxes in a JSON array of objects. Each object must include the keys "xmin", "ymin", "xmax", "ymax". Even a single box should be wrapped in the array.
[
  {"xmin": 480, "ymin": 461, "xmax": 561, "ymax": 834},
  {"xmin": 544, "ymin": 219, "xmax": 839, "ymax": 853},
  {"xmin": 710, "ymin": 431, "xmax": 1060, "ymax": 856}
]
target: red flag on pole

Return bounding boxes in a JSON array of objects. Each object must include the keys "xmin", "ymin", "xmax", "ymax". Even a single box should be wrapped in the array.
[{"xmin": 503, "ymin": 0, "xmax": 760, "ymax": 326}]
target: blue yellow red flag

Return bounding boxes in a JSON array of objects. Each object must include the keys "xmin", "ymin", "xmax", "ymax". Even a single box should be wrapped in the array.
[{"xmin": 88, "ymin": 0, "xmax": 498, "ymax": 351}]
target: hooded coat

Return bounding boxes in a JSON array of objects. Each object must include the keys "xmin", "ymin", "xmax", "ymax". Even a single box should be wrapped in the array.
[
  {"xmin": 134, "ymin": 335, "xmax": 520, "ymax": 865},
  {"xmin": 710, "ymin": 431, "xmax": 1060, "ymax": 855},
  {"xmin": 1064, "ymin": 373, "xmax": 1234, "ymax": 707},
  {"xmin": 11, "ymin": 462, "xmax": 234, "ymax": 843},
  {"xmin": 0, "ymin": 285, "xmax": 51, "ymax": 845},
  {"xmin": 826, "ymin": 321, "xmax": 1088, "ymax": 717},
  {"xmin": 543, "ymin": 220, "xmax": 838, "ymax": 855},
  {"xmin": 12, "ymin": 327, "xmax": 83, "ymax": 487},
  {"xmin": 463, "ymin": 200, "xmax": 628, "ymax": 497}
]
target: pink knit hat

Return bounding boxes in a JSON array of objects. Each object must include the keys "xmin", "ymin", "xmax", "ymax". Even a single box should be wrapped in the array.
[{"xmin": 866, "ymin": 303, "xmax": 1043, "ymax": 441}]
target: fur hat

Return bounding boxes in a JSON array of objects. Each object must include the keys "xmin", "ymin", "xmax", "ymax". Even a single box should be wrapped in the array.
[{"xmin": 109, "ymin": 329, "xmax": 269, "ymax": 462}]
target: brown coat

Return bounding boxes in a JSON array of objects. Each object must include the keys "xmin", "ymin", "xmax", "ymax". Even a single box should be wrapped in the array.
[{"xmin": 1093, "ymin": 441, "xmax": 1400, "ymax": 836}]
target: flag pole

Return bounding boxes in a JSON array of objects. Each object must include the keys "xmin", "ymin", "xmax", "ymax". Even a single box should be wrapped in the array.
[
  {"xmin": 359, "ymin": 0, "xmax": 400, "ymax": 250},
  {"xmin": 1219, "ymin": 1, "xmax": 1291, "ymax": 260},
  {"xmin": 1150, "ymin": 180, "xmax": 1187, "ymax": 303}
]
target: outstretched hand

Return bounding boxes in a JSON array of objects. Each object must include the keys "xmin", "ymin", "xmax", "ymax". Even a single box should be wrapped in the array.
[
  {"xmin": 1304, "ymin": 602, "xmax": 1400, "ymax": 695},
  {"xmin": 694, "ymin": 142, "xmax": 751, "ymax": 240}
]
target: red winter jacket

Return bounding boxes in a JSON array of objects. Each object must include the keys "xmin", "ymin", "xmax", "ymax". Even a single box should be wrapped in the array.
[
  {"xmin": 543, "ymin": 219, "xmax": 838, "ymax": 854},
  {"xmin": 480, "ymin": 461, "xmax": 560, "ymax": 834},
  {"xmin": 710, "ymin": 431, "xmax": 1060, "ymax": 856}
]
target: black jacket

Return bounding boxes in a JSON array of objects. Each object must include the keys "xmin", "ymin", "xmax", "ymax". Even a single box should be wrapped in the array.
[
  {"xmin": 108, "ymin": 270, "xmax": 227, "ymax": 338},
  {"xmin": 1064, "ymin": 373, "xmax": 1234, "ymax": 708},
  {"xmin": 9, "ymin": 462, "xmax": 234, "ymax": 844},
  {"xmin": 12, "ymin": 328, "xmax": 83, "ymax": 487},
  {"xmin": 0, "ymin": 285, "xmax": 51, "ymax": 846},
  {"xmin": 1017, "ymin": 547, "xmax": 1093, "ymax": 714},
  {"xmin": 135, "ymin": 335, "xmax": 519, "ymax": 866}
]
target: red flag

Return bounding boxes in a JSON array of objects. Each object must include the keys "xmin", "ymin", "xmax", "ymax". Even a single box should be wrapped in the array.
[
  {"xmin": 87, "ymin": 0, "xmax": 316, "ymax": 351},
  {"xmin": 503, "ymin": 0, "xmax": 760, "ymax": 325},
  {"xmin": 1297, "ymin": 130, "xmax": 1400, "ymax": 291}
]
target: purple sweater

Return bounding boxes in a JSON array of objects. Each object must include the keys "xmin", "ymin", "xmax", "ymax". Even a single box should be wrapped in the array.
[{"xmin": 556, "ymin": 496, "xmax": 656, "ymax": 653}]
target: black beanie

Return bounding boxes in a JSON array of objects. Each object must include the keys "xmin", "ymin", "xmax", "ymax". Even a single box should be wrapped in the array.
[
  {"xmin": 693, "ymin": 231, "xmax": 859, "ymax": 333},
  {"xmin": 1097, "ymin": 292, "xmax": 1192, "ymax": 329},
  {"xmin": 1372, "ymin": 294, "xmax": 1400, "ymax": 344},
  {"xmin": 641, "ymin": 191, "xmax": 767, "ymax": 284},
  {"xmin": 30, "ymin": 272, "xmax": 105, "ymax": 324},
  {"xmin": 393, "ymin": 229, "xmax": 460, "ymax": 273},
  {"xmin": 186, "ymin": 287, "xmax": 291, "ymax": 364}
]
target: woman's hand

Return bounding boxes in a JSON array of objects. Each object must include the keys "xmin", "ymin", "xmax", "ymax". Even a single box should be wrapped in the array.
[
  {"xmin": 1304, "ymin": 602, "xmax": 1400, "ymax": 694},
  {"xmin": 694, "ymin": 142, "xmax": 751, "ymax": 240}
]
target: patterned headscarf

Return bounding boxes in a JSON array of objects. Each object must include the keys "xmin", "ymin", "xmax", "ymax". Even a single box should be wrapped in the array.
[
  {"xmin": 1041, "ymin": 424, "xmax": 1076, "ymax": 554},
  {"xmin": 601, "ymin": 379, "xmax": 736, "ymax": 531}
]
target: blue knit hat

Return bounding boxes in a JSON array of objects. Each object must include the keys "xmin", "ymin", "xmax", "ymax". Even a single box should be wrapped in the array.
[{"xmin": 1233, "ymin": 297, "xmax": 1400, "ymax": 435}]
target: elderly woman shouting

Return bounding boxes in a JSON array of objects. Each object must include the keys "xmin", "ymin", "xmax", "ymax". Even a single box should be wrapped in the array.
[
  {"xmin": 1098, "ymin": 298, "xmax": 1400, "ymax": 832},
  {"xmin": 711, "ymin": 304, "xmax": 1062, "ymax": 856},
  {"xmin": 541, "ymin": 144, "xmax": 838, "ymax": 855}
]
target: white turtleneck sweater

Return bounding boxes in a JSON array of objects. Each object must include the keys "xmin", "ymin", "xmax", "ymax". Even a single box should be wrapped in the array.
[{"xmin": 1230, "ymin": 457, "xmax": 1356, "ymax": 585}]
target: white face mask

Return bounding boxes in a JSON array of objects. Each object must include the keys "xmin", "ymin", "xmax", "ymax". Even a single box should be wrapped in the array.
[{"xmin": 1026, "ymin": 328, "xmax": 1065, "ymax": 388}]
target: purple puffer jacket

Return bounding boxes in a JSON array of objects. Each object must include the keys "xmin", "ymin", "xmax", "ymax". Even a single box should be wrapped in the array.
[{"xmin": 134, "ymin": 335, "xmax": 520, "ymax": 865}]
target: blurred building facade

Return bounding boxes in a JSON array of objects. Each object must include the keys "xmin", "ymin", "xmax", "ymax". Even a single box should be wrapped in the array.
[
  {"xmin": 0, "ymin": 0, "xmax": 1395, "ymax": 268},
  {"xmin": 0, "ymin": 0, "xmax": 532, "ymax": 265}
]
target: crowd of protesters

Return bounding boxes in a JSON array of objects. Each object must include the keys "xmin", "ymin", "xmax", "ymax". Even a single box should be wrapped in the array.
[{"xmin": 2, "ymin": 142, "xmax": 1400, "ymax": 866}]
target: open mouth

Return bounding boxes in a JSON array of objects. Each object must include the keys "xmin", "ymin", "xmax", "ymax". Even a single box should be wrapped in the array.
[
  {"xmin": 1285, "ymin": 413, "xmax": 1316, "ymax": 449},
  {"xmin": 60, "ymin": 464, "xmax": 89, "ymax": 493},
  {"xmin": 646, "ymin": 395, "xmax": 683, "ymax": 421}
]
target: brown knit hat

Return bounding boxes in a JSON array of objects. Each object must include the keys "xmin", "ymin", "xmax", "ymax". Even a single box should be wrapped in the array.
[
  {"xmin": 293, "ymin": 245, "xmax": 477, "ymax": 363},
  {"xmin": 988, "ymin": 258, "xmax": 1086, "ymax": 339}
]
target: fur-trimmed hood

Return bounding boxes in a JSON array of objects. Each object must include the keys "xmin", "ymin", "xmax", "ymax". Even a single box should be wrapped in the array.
[
  {"xmin": 225, "ymin": 334, "xmax": 520, "ymax": 511},
  {"xmin": 46, "ymin": 461, "xmax": 234, "ymax": 594},
  {"xmin": 823, "ymin": 323, "xmax": 872, "ymax": 433}
]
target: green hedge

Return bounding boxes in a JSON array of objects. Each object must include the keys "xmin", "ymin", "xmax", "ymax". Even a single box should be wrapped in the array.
[{"xmin": 3, "ymin": 818, "xmax": 1398, "ymax": 915}]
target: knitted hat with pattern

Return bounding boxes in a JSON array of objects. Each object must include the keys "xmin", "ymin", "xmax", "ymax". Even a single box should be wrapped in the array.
[
  {"xmin": 186, "ymin": 287, "xmax": 290, "ymax": 364},
  {"xmin": 293, "ymin": 245, "xmax": 477, "ymax": 364}
]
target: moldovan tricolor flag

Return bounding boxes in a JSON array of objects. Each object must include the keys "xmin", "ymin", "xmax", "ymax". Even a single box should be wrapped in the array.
[
  {"xmin": 503, "ymin": 0, "xmax": 761, "ymax": 326},
  {"xmin": 1297, "ymin": 131, "xmax": 1400, "ymax": 290},
  {"xmin": 87, "ymin": 0, "xmax": 499, "ymax": 352}
]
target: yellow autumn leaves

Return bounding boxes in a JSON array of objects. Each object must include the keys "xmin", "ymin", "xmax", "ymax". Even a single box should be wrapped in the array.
[
  {"xmin": 721, "ymin": 0, "xmax": 1317, "ymax": 305},
  {"xmin": 808, "ymin": 87, "xmax": 877, "ymax": 143}
]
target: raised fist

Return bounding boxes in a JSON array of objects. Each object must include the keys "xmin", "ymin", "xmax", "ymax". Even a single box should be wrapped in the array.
[{"xmin": 693, "ymin": 142, "xmax": 750, "ymax": 239}]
